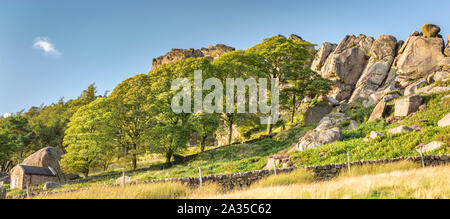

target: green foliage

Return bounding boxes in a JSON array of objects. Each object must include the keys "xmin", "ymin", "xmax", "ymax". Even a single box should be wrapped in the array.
[
  {"xmin": 109, "ymin": 74, "xmax": 155, "ymax": 169},
  {"xmin": 61, "ymin": 98, "xmax": 116, "ymax": 177},
  {"xmin": 149, "ymin": 58, "xmax": 212, "ymax": 163}
]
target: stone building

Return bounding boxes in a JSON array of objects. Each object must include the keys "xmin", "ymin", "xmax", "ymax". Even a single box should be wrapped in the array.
[{"xmin": 10, "ymin": 165, "xmax": 58, "ymax": 189}]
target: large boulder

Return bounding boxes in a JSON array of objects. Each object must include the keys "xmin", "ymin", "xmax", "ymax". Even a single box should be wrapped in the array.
[
  {"xmin": 349, "ymin": 35, "xmax": 398, "ymax": 103},
  {"xmin": 421, "ymin": 24, "xmax": 441, "ymax": 38},
  {"xmin": 19, "ymin": 147, "xmax": 66, "ymax": 182},
  {"xmin": 348, "ymin": 120, "xmax": 359, "ymax": 130},
  {"xmin": 290, "ymin": 113, "xmax": 346, "ymax": 152},
  {"xmin": 404, "ymin": 79, "xmax": 427, "ymax": 96},
  {"xmin": 416, "ymin": 141, "xmax": 445, "ymax": 153},
  {"xmin": 311, "ymin": 42, "xmax": 337, "ymax": 72},
  {"xmin": 388, "ymin": 125, "xmax": 413, "ymax": 134},
  {"xmin": 368, "ymin": 99, "xmax": 387, "ymax": 122},
  {"xmin": 43, "ymin": 182, "xmax": 61, "ymax": 191},
  {"xmin": 437, "ymin": 113, "xmax": 450, "ymax": 127},
  {"xmin": 394, "ymin": 95, "xmax": 423, "ymax": 117},
  {"xmin": 0, "ymin": 185, "xmax": 6, "ymax": 199},
  {"xmin": 116, "ymin": 176, "xmax": 133, "ymax": 186},
  {"xmin": 303, "ymin": 102, "xmax": 333, "ymax": 126},
  {"xmin": 395, "ymin": 35, "xmax": 445, "ymax": 76},
  {"xmin": 319, "ymin": 34, "xmax": 374, "ymax": 101}
]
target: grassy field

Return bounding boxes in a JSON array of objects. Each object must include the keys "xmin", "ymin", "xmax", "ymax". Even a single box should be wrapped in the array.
[{"xmin": 32, "ymin": 162, "xmax": 449, "ymax": 199}]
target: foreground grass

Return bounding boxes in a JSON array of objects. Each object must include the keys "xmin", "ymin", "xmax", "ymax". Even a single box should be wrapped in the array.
[
  {"xmin": 32, "ymin": 162, "xmax": 448, "ymax": 199},
  {"xmin": 200, "ymin": 165, "xmax": 450, "ymax": 199}
]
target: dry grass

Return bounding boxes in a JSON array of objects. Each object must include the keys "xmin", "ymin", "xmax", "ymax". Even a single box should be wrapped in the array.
[
  {"xmin": 200, "ymin": 165, "xmax": 450, "ymax": 199},
  {"xmin": 32, "ymin": 163, "xmax": 450, "ymax": 199}
]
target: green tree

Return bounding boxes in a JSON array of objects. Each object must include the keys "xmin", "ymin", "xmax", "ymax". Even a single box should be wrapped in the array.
[
  {"xmin": 61, "ymin": 98, "xmax": 116, "ymax": 177},
  {"xmin": 211, "ymin": 50, "xmax": 261, "ymax": 144},
  {"xmin": 149, "ymin": 57, "xmax": 212, "ymax": 164},
  {"xmin": 1, "ymin": 115, "xmax": 34, "ymax": 162},
  {"xmin": 109, "ymin": 74, "xmax": 155, "ymax": 170},
  {"xmin": 0, "ymin": 133, "xmax": 15, "ymax": 172},
  {"xmin": 281, "ymin": 68, "xmax": 333, "ymax": 123},
  {"xmin": 191, "ymin": 112, "xmax": 220, "ymax": 152},
  {"xmin": 247, "ymin": 35, "xmax": 316, "ymax": 134}
]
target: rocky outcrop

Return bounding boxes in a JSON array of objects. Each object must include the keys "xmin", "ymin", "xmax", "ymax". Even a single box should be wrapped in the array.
[
  {"xmin": 395, "ymin": 30, "xmax": 446, "ymax": 77},
  {"xmin": 368, "ymin": 99, "xmax": 387, "ymax": 122},
  {"xmin": 394, "ymin": 95, "xmax": 423, "ymax": 117},
  {"xmin": 151, "ymin": 44, "xmax": 235, "ymax": 70},
  {"xmin": 303, "ymin": 102, "xmax": 333, "ymax": 126},
  {"xmin": 290, "ymin": 113, "xmax": 346, "ymax": 152},
  {"xmin": 437, "ymin": 113, "xmax": 450, "ymax": 127},
  {"xmin": 349, "ymin": 35, "xmax": 398, "ymax": 103},
  {"xmin": 311, "ymin": 42, "xmax": 337, "ymax": 72},
  {"xmin": 18, "ymin": 147, "xmax": 66, "ymax": 182},
  {"xmin": 319, "ymin": 34, "xmax": 374, "ymax": 101}
]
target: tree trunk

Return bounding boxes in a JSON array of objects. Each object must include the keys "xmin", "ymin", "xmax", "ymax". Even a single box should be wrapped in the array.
[
  {"xmin": 165, "ymin": 149, "xmax": 173, "ymax": 164},
  {"xmin": 200, "ymin": 135, "xmax": 207, "ymax": 152},
  {"xmin": 228, "ymin": 118, "xmax": 233, "ymax": 145},
  {"xmin": 291, "ymin": 94, "xmax": 296, "ymax": 123},
  {"xmin": 267, "ymin": 116, "xmax": 273, "ymax": 135},
  {"xmin": 83, "ymin": 169, "xmax": 89, "ymax": 178},
  {"xmin": 132, "ymin": 155, "xmax": 137, "ymax": 170}
]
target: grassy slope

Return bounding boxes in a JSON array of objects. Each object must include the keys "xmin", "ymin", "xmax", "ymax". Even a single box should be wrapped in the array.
[
  {"xmin": 290, "ymin": 91, "xmax": 450, "ymax": 166},
  {"xmin": 9, "ymin": 91, "xmax": 450, "ymax": 196}
]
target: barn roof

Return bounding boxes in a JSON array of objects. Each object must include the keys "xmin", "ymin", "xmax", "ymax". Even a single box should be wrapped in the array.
[{"xmin": 19, "ymin": 165, "xmax": 56, "ymax": 177}]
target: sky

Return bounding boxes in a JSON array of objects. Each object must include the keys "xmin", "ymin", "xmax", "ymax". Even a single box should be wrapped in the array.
[{"xmin": 1, "ymin": 0, "xmax": 449, "ymax": 116}]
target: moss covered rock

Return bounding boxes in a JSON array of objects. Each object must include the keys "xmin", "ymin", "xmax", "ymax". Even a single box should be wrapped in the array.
[{"xmin": 421, "ymin": 24, "xmax": 441, "ymax": 38}]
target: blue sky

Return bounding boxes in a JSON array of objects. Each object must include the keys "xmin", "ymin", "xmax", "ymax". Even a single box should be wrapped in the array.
[{"xmin": 1, "ymin": 0, "xmax": 449, "ymax": 116}]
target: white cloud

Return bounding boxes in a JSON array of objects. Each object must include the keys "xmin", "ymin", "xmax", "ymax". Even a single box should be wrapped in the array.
[
  {"xmin": 3, "ymin": 113, "xmax": 12, "ymax": 118},
  {"xmin": 33, "ymin": 37, "xmax": 62, "ymax": 56}
]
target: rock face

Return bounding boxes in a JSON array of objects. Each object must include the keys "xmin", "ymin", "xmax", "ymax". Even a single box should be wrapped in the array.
[
  {"xmin": 394, "ymin": 95, "xmax": 423, "ymax": 117},
  {"xmin": 416, "ymin": 141, "xmax": 445, "ymax": 153},
  {"xmin": 151, "ymin": 44, "xmax": 235, "ymax": 70},
  {"xmin": 43, "ymin": 182, "xmax": 61, "ymax": 190},
  {"xmin": 311, "ymin": 42, "xmax": 337, "ymax": 72},
  {"xmin": 20, "ymin": 147, "xmax": 66, "ymax": 182},
  {"xmin": 437, "ymin": 113, "xmax": 450, "ymax": 127},
  {"xmin": 388, "ymin": 125, "xmax": 413, "ymax": 134},
  {"xmin": 349, "ymin": 35, "xmax": 398, "ymax": 103},
  {"xmin": 318, "ymin": 34, "xmax": 374, "ymax": 101},
  {"xmin": 0, "ymin": 185, "xmax": 6, "ymax": 199},
  {"xmin": 445, "ymin": 34, "xmax": 450, "ymax": 56},
  {"xmin": 290, "ymin": 113, "xmax": 346, "ymax": 152},
  {"xmin": 368, "ymin": 99, "xmax": 387, "ymax": 122},
  {"xmin": 395, "ymin": 35, "xmax": 445, "ymax": 76},
  {"xmin": 303, "ymin": 102, "xmax": 333, "ymax": 126}
]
